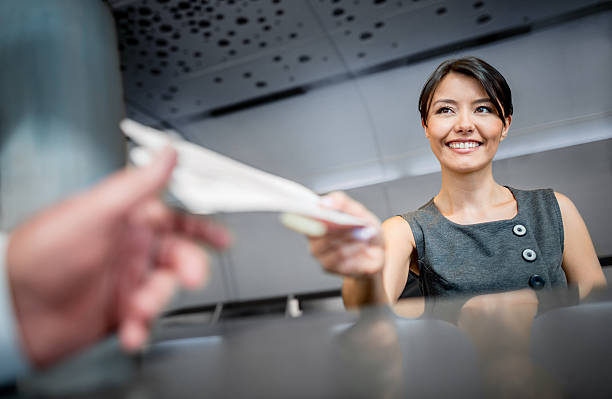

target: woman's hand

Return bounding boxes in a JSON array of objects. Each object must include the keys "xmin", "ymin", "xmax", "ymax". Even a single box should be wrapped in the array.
[
  {"xmin": 308, "ymin": 192, "xmax": 385, "ymax": 278},
  {"xmin": 287, "ymin": 191, "xmax": 414, "ymax": 307}
]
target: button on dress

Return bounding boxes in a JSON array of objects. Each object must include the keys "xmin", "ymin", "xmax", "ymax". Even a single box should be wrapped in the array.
[{"xmin": 401, "ymin": 187, "xmax": 567, "ymax": 297}]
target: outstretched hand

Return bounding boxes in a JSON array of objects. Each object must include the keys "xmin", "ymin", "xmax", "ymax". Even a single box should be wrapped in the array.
[
  {"xmin": 308, "ymin": 192, "xmax": 384, "ymax": 278},
  {"xmin": 6, "ymin": 147, "xmax": 230, "ymax": 368}
]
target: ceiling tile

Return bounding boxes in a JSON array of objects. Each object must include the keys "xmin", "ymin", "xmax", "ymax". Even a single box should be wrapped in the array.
[
  {"xmin": 126, "ymin": 38, "xmax": 347, "ymax": 119},
  {"xmin": 175, "ymin": 80, "xmax": 380, "ymax": 185},
  {"xmin": 112, "ymin": 0, "xmax": 607, "ymax": 121}
]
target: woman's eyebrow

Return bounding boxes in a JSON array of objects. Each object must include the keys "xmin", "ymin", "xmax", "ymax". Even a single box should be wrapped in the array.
[
  {"xmin": 432, "ymin": 98, "xmax": 493, "ymax": 107},
  {"xmin": 432, "ymin": 98, "xmax": 457, "ymax": 105}
]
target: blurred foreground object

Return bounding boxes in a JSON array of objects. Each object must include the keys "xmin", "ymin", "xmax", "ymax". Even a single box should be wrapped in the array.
[
  {"xmin": 0, "ymin": 0, "xmax": 125, "ymax": 230},
  {"xmin": 3, "ymin": 148, "xmax": 230, "ymax": 383}
]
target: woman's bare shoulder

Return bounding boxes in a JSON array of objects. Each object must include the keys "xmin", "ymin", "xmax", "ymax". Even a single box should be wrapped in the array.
[{"xmin": 382, "ymin": 216, "xmax": 416, "ymax": 247}]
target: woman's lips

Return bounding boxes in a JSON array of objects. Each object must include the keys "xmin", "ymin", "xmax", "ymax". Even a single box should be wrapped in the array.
[{"xmin": 446, "ymin": 140, "xmax": 482, "ymax": 153}]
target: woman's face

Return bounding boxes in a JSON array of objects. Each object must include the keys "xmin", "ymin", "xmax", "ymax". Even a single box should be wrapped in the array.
[{"xmin": 424, "ymin": 72, "xmax": 511, "ymax": 174}]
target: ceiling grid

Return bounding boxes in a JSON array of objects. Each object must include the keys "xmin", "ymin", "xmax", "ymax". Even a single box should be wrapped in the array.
[{"xmin": 109, "ymin": 0, "xmax": 608, "ymax": 124}]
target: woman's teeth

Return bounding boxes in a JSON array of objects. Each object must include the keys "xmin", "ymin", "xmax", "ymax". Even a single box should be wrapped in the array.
[{"xmin": 448, "ymin": 142, "xmax": 480, "ymax": 149}]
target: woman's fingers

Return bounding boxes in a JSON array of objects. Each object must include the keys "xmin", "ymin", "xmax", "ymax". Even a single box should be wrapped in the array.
[
  {"xmin": 280, "ymin": 213, "xmax": 327, "ymax": 237},
  {"xmin": 320, "ymin": 193, "xmax": 371, "ymax": 230},
  {"xmin": 321, "ymin": 191, "xmax": 361, "ymax": 212},
  {"xmin": 338, "ymin": 246, "xmax": 385, "ymax": 276},
  {"xmin": 309, "ymin": 224, "xmax": 381, "ymax": 256},
  {"xmin": 309, "ymin": 229, "xmax": 357, "ymax": 256},
  {"xmin": 307, "ymin": 209, "xmax": 385, "ymax": 277},
  {"xmin": 314, "ymin": 237, "xmax": 384, "ymax": 277},
  {"xmin": 321, "ymin": 192, "xmax": 380, "ymax": 226},
  {"xmin": 318, "ymin": 241, "xmax": 366, "ymax": 270}
]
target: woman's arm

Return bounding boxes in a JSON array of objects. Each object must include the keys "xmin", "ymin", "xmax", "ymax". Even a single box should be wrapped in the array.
[
  {"xmin": 308, "ymin": 193, "xmax": 415, "ymax": 308},
  {"xmin": 342, "ymin": 217, "xmax": 415, "ymax": 307},
  {"xmin": 555, "ymin": 192, "xmax": 607, "ymax": 298},
  {"xmin": 382, "ymin": 216, "xmax": 417, "ymax": 301}
]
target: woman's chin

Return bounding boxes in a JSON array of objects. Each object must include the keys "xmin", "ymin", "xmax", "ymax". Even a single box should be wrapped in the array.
[{"xmin": 440, "ymin": 159, "xmax": 491, "ymax": 175}]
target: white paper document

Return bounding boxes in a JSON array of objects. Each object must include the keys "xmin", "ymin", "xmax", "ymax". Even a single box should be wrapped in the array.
[{"xmin": 120, "ymin": 119, "xmax": 369, "ymax": 227}]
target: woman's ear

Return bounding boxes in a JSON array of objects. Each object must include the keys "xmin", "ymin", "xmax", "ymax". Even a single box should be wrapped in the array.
[
  {"xmin": 422, "ymin": 119, "xmax": 429, "ymax": 138},
  {"xmin": 500, "ymin": 115, "xmax": 512, "ymax": 141}
]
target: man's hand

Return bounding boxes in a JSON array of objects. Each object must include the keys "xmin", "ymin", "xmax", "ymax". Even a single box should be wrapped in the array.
[{"xmin": 6, "ymin": 147, "xmax": 230, "ymax": 368}]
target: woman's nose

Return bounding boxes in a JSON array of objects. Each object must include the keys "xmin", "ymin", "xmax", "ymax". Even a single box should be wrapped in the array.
[{"xmin": 454, "ymin": 111, "xmax": 475, "ymax": 134}]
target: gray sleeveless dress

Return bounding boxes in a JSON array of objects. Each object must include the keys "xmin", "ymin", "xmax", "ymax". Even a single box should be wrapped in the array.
[{"xmin": 401, "ymin": 187, "xmax": 568, "ymax": 297}]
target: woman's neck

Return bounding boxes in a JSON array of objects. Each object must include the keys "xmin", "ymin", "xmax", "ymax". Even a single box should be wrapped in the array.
[{"xmin": 435, "ymin": 164, "xmax": 515, "ymax": 222}]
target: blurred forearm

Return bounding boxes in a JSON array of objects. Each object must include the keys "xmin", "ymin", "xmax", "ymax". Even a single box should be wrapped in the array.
[{"xmin": 342, "ymin": 272, "xmax": 389, "ymax": 308}]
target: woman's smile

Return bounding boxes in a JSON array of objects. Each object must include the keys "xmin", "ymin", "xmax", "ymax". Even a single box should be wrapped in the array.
[{"xmin": 446, "ymin": 139, "xmax": 483, "ymax": 153}]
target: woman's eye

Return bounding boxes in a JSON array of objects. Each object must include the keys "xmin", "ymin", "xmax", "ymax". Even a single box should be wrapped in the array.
[
  {"xmin": 475, "ymin": 106, "xmax": 493, "ymax": 113},
  {"xmin": 436, "ymin": 106, "xmax": 453, "ymax": 114}
]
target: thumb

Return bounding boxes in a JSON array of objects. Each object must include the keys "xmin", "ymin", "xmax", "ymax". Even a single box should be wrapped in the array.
[{"xmin": 87, "ymin": 146, "xmax": 177, "ymax": 217}]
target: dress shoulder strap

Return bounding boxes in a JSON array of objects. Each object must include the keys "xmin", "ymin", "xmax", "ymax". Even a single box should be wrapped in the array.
[{"xmin": 399, "ymin": 199, "xmax": 437, "ymax": 270}]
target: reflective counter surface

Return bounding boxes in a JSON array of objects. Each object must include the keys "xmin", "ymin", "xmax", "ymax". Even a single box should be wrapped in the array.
[{"xmin": 10, "ymin": 286, "xmax": 612, "ymax": 399}]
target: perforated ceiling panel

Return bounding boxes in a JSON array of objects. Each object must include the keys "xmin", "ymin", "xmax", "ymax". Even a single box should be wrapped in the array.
[
  {"xmin": 110, "ymin": 0, "xmax": 607, "ymax": 123},
  {"xmin": 115, "ymin": 1, "xmax": 338, "ymax": 118}
]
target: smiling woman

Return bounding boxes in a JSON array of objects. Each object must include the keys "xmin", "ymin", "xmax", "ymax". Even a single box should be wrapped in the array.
[
  {"xmin": 419, "ymin": 57, "xmax": 513, "ymax": 129},
  {"xmin": 307, "ymin": 57, "xmax": 607, "ymax": 306},
  {"xmin": 424, "ymin": 69, "xmax": 510, "ymax": 176}
]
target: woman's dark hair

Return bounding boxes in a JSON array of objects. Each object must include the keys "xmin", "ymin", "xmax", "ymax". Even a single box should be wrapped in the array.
[{"xmin": 418, "ymin": 57, "xmax": 513, "ymax": 126}]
